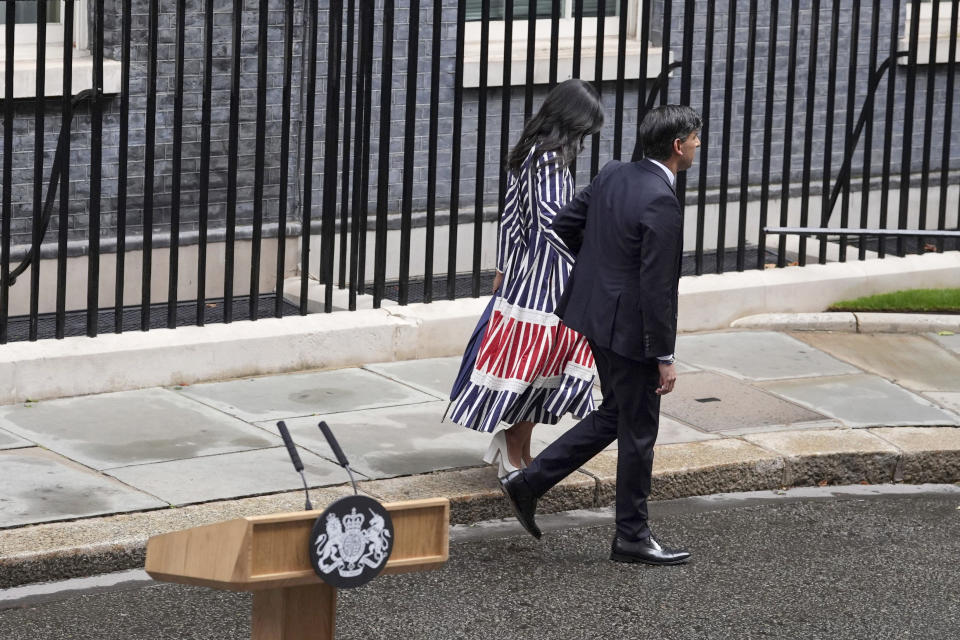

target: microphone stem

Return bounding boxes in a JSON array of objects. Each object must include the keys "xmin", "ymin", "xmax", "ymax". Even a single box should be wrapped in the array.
[
  {"xmin": 345, "ymin": 465, "xmax": 359, "ymax": 496},
  {"xmin": 299, "ymin": 471, "xmax": 314, "ymax": 511}
]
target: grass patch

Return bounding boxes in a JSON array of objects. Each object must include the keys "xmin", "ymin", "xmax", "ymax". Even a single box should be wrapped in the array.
[{"xmin": 828, "ymin": 288, "xmax": 960, "ymax": 313}]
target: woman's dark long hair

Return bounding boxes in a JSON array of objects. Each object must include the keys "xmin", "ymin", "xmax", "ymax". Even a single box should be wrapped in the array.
[{"xmin": 506, "ymin": 79, "xmax": 604, "ymax": 173}]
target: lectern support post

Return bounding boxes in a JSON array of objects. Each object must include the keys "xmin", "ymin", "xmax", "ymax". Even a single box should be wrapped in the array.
[
  {"xmin": 145, "ymin": 498, "xmax": 449, "ymax": 640},
  {"xmin": 252, "ymin": 584, "xmax": 336, "ymax": 640}
]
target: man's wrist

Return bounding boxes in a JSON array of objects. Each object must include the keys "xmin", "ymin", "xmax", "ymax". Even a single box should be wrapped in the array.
[{"xmin": 657, "ymin": 354, "xmax": 676, "ymax": 365}]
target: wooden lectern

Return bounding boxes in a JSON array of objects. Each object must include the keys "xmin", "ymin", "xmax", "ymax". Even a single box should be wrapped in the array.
[{"xmin": 145, "ymin": 497, "xmax": 449, "ymax": 639}]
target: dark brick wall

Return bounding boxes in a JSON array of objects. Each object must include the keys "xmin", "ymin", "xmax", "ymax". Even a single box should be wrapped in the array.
[
  {"xmin": 4, "ymin": 0, "xmax": 305, "ymax": 251},
  {"xmin": 1, "ymin": 0, "xmax": 958, "ymax": 252}
]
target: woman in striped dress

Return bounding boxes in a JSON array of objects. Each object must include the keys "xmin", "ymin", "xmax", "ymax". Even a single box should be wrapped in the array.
[{"xmin": 448, "ymin": 79, "xmax": 603, "ymax": 476}]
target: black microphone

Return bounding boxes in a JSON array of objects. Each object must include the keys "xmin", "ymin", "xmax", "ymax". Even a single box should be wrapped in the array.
[
  {"xmin": 317, "ymin": 421, "xmax": 359, "ymax": 495},
  {"xmin": 318, "ymin": 421, "xmax": 349, "ymax": 467},
  {"xmin": 277, "ymin": 421, "xmax": 313, "ymax": 511}
]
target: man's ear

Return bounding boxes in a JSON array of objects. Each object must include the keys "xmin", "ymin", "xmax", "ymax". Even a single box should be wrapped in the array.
[{"xmin": 673, "ymin": 138, "xmax": 683, "ymax": 156}]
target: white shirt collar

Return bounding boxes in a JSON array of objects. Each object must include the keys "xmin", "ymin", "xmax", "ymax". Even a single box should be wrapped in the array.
[{"xmin": 646, "ymin": 158, "xmax": 675, "ymax": 186}]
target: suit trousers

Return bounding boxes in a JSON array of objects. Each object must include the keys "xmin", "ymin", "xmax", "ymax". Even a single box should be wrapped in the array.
[{"xmin": 522, "ymin": 339, "xmax": 661, "ymax": 540}]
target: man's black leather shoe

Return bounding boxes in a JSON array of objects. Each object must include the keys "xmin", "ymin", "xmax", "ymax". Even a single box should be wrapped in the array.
[
  {"xmin": 610, "ymin": 535, "xmax": 690, "ymax": 565},
  {"xmin": 498, "ymin": 470, "xmax": 541, "ymax": 539}
]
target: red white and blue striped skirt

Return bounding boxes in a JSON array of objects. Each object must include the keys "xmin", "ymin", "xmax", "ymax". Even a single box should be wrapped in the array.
[{"xmin": 448, "ymin": 297, "xmax": 596, "ymax": 433}]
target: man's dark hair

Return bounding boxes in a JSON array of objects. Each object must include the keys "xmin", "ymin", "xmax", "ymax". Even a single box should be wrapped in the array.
[{"xmin": 632, "ymin": 105, "xmax": 702, "ymax": 162}]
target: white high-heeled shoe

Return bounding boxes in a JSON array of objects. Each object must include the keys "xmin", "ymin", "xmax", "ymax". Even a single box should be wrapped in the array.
[{"xmin": 483, "ymin": 430, "xmax": 521, "ymax": 477}]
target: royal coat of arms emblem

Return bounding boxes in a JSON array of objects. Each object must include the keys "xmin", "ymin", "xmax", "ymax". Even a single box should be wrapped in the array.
[{"xmin": 310, "ymin": 495, "xmax": 394, "ymax": 588}]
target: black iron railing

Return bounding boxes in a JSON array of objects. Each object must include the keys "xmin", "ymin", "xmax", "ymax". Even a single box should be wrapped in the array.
[{"xmin": 0, "ymin": 0, "xmax": 958, "ymax": 344}]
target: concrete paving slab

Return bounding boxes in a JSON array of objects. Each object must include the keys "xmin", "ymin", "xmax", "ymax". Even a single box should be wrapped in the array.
[
  {"xmin": 715, "ymin": 419, "xmax": 844, "ymax": 437},
  {"xmin": 653, "ymin": 416, "xmax": 721, "ymax": 445},
  {"xmin": 674, "ymin": 360, "xmax": 701, "ymax": 374},
  {"xmin": 0, "ymin": 448, "xmax": 164, "ymax": 529},
  {"xmin": 927, "ymin": 331, "xmax": 960, "ymax": 354},
  {"xmin": 742, "ymin": 429, "xmax": 899, "ymax": 486},
  {"xmin": 659, "ymin": 371, "xmax": 826, "ymax": 432},
  {"xmin": 675, "ymin": 331, "xmax": 860, "ymax": 380},
  {"xmin": 793, "ymin": 332, "xmax": 960, "ymax": 392},
  {"xmin": 760, "ymin": 374, "xmax": 960, "ymax": 428},
  {"xmin": 175, "ymin": 368, "xmax": 437, "ymax": 422},
  {"xmin": 0, "ymin": 389, "xmax": 278, "ymax": 470},
  {"xmin": 264, "ymin": 401, "xmax": 491, "ymax": 479},
  {"xmin": 529, "ymin": 413, "xmax": 717, "ymax": 456},
  {"xmin": 106, "ymin": 447, "xmax": 353, "ymax": 506},
  {"xmin": 362, "ymin": 357, "xmax": 461, "ymax": 400},
  {"xmin": 869, "ymin": 426, "xmax": 960, "ymax": 484},
  {"xmin": 923, "ymin": 392, "xmax": 960, "ymax": 415},
  {"xmin": 0, "ymin": 427, "xmax": 32, "ymax": 450}
]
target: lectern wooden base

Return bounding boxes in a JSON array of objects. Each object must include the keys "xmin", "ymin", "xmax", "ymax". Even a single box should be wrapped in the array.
[{"xmin": 145, "ymin": 497, "xmax": 449, "ymax": 640}]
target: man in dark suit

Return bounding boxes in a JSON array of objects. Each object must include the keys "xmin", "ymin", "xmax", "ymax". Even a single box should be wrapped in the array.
[{"xmin": 499, "ymin": 105, "xmax": 702, "ymax": 565}]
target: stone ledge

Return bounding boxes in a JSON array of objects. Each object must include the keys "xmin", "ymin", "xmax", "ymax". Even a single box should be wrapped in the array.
[
  {"xmin": 682, "ymin": 252, "xmax": 960, "ymax": 332},
  {"xmin": 731, "ymin": 312, "xmax": 960, "ymax": 333},
  {"xmin": 855, "ymin": 313, "xmax": 960, "ymax": 334},
  {"xmin": 869, "ymin": 426, "xmax": 960, "ymax": 484},
  {"xmin": 731, "ymin": 312, "xmax": 858, "ymax": 331},
  {"xmin": 742, "ymin": 429, "xmax": 900, "ymax": 486},
  {"xmin": 652, "ymin": 440, "xmax": 788, "ymax": 500},
  {"xmin": 7, "ymin": 252, "xmax": 959, "ymax": 406},
  {"xmin": 580, "ymin": 439, "xmax": 787, "ymax": 504},
  {"xmin": 0, "ymin": 297, "xmax": 490, "ymax": 405}
]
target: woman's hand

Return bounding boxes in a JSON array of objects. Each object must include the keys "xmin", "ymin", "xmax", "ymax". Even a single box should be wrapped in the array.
[{"xmin": 492, "ymin": 271, "xmax": 504, "ymax": 293}]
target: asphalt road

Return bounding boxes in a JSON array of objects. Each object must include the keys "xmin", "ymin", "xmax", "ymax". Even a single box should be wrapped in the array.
[{"xmin": 1, "ymin": 485, "xmax": 958, "ymax": 640}]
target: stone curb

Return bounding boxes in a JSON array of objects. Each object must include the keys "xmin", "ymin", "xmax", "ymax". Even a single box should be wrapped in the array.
[
  {"xmin": 731, "ymin": 312, "xmax": 960, "ymax": 333},
  {"xmin": 2, "ymin": 426, "xmax": 959, "ymax": 589}
]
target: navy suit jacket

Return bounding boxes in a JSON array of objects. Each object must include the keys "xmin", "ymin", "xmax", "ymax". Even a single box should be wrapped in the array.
[{"xmin": 550, "ymin": 158, "xmax": 683, "ymax": 361}]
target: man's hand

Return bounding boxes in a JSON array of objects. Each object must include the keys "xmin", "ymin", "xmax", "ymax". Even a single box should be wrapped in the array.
[
  {"xmin": 492, "ymin": 271, "xmax": 504, "ymax": 293},
  {"xmin": 656, "ymin": 362, "xmax": 677, "ymax": 395}
]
